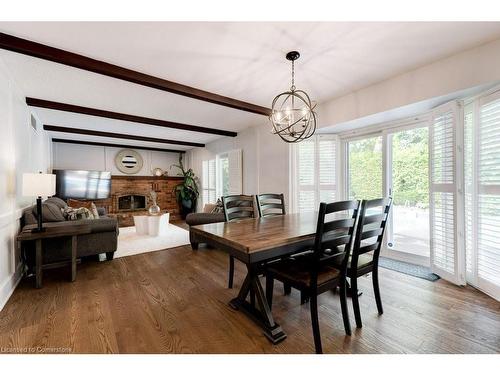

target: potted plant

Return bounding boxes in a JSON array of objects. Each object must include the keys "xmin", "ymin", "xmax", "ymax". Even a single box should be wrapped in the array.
[{"xmin": 170, "ymin": 154, "xmax": 200, "ymax": 219}]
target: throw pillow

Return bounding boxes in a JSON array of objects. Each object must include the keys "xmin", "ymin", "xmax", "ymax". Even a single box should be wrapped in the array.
[
  {"xmin": 67, "ymin": 199, "xmax": 99, "ymax": 219},
  {"xmin": 210, "ymin": 199, "xmax": 224, "ymax": 213},
  {"xmin": 90, "ymin": 202, "xmax": 100, "ymax": 218},
  {"xmin": 45, "ymin": 196, "xmax": 68, "ymax": 210},
  {"xmin": 62, "ymin": 206, "xmax": 94, "ymax": 221},
  {"xmin": 32, "ymin": 201, "xmax": 66, "ymax": 222}
]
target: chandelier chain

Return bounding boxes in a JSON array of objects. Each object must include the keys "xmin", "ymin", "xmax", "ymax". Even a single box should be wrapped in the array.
[{"xmin": 291, "ymin": 60, "xmax": 295, "ymax": 91}]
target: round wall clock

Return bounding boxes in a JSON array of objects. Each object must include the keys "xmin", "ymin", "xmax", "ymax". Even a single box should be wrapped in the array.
[{"xmin": 115, "ymin": 149, "xmax": 143, "ymax": 174}]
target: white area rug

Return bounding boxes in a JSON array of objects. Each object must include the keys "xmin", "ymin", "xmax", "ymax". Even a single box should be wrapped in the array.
[{"xmin": 115, "ymin": 224, "xmax": 190, "ymax": 258}]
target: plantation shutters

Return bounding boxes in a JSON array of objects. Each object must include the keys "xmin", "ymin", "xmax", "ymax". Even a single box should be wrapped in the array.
[
  {"xmin": 295, "ymin": 135, "xmax": 338, "ymax": 212},
  {"xmin": 228, "ymin": 149, "xmax": 243, "ymax": 195},
  {"xmin": 202, "ymin": 159, "xmax": 216, "ymax": 205},
  {"xmin": 318, "ymin": 136, "xmax": 337, "ymax": 203},
  {"xmin": 297, "ymin": 138, "xmax": 316, "ymax": 211},
  {"xmin": 464, "ymin": 92, "xmax": 500, "ymax": 300},
  {"xmin": 429, "ymin": 101, "xmax": 466, "ymax": 285}
]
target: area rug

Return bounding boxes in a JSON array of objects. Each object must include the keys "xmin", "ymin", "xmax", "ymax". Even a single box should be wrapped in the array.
[
  {"xmin": 378, "ymin": 257, "xmax": 440, "ymax": 282},
  {"xmin": 115, "ymin": 224, "xmax": 190, "ymax": 258}
]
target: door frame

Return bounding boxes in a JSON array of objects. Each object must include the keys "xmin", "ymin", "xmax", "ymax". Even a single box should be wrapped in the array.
[{"xmin": 382, "ymin": 121, "xmax": 431, "ymax": 267}]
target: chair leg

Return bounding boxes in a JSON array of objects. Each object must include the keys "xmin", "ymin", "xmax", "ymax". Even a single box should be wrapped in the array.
[
  {"xmin": 339, "ymin": 279, "xmax": 351, "ymax": 336},
  {"xmin": 309, "ymin": 293, "xmax": 323, "ymax": 354},
  {"xmin": 301, "ymin": 291, "xmax": 310, "ymax": 304},
  {"xmin": 265, "ymin": 276, "xmax": 274, "ymax": 310},
  {"xmin": 250, "ymin": 289, "xmax": 255, "ymax": 307},
  {"xmin": 351, "ymin": 276, "xmax": 362, "ymax": 328},
  {"xmin": 283, "ymin": 283, "xmax": 292, "ymax": 295},
  {"xmin": 372, "ymin": 268, "xmax": 383, "ymax": 315},
  {"xmin": 228, "ymin": 256, "xmax": 234, "ymax": 289}
]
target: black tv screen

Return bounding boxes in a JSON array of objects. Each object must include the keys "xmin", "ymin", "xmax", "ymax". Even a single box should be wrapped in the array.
[{"xmin": 54, "ymin": 170, "xmax": 111, "ymax": 200}]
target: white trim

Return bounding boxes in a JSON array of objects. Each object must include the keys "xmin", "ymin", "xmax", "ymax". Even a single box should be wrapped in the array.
[
  {"xmin": 0, "ymin": 263, "xmax": 24, "ymax": 312},
  {"xmin": 338, "ymin": 114, "xmax": 431, "ymax": 140}
]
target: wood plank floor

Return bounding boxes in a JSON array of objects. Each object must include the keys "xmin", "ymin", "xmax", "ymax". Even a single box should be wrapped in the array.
[{"xmin": 0, "ymin": 240, "xmax": 499, "ymax": 353}]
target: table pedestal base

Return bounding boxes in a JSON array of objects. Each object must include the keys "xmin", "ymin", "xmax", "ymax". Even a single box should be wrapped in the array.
[{"xmin": 229, "ymin": 264, "xmax": 287, "ymax": 344}]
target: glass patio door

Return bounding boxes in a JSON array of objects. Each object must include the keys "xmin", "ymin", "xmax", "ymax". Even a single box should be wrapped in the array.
[{"xmin": 385, "ymin": 125, "xmax": 430, "ymax": 262}]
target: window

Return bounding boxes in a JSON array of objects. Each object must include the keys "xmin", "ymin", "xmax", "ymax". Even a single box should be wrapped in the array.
[
  {"xmin": 347, "ymin": 136, "xmax": 383, "ymax": 200},
  {"xmin": 294, "ymin": 135, "xmax": 337, "ymax": 212},
  {"xmin": 202, "ymin": 159, "xmax": 216, "ymax": 205},
  {"xmin": 464, "ymin": 92, "xmax": 500, "ymax": 300},
  {"xmin": 201, "ymin": 149, "xmax": 242, "ymax": 206},
  {"xmin": 218, "ymin": 153, "xmax": 230, "ymax": 197}
]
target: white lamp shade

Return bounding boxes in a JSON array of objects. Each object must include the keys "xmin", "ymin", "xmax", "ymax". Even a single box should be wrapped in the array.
[{"xmin": 22, "ymin": 173, "xmax": 56, "ymax": 197}]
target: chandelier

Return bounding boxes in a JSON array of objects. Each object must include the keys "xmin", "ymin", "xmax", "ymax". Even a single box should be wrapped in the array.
[{"xmin": 269, "ymin": 51, "xmax": 317, "ymax": 143}]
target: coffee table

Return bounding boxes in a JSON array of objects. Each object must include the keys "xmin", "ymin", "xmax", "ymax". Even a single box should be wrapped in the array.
[{"xmin": 133, "ymin": 213, "xmax": 170, "ymax": 236}]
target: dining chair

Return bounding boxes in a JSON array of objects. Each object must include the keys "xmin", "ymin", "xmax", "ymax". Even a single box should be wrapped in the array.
[
  {"xmin": 256, "ymin": 193, "xmax": 286, "ymax": 217},
  {"xmin": 222, "ymin": 194, "xmax": 256, "ymax": 289},
  {"xmin": 264, "ymin": 200, "xmax": 361, "ymax": 354},
  {"xmin": 334, "ymin": 197, "xmax": 392, "ymax": 328}
]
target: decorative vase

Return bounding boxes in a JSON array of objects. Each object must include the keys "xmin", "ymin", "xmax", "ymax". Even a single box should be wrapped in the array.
[{"xmin": 148, "ymin": 191, "xmax": 161, "ymax": 215}]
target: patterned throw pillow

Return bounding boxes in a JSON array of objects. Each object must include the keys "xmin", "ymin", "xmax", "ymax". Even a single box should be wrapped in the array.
[
  {"xmin": 67, "ymin": 199, "xmax": 99, "ymax": 219},
  {"xmin": 62, "ymin": 206, "xmax": 94, "ymax": 221},
  {"xmin": 210, "ymin": 199, "xmax": 224, "ymax": 213}
]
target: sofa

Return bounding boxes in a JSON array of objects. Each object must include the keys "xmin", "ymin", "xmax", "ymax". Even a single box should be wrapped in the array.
[
  {"xmin": 185, "ymin": 203, "xmax": 225, "ymax": 249},
  {"xmin": 21, "ymin": 197, "xmax": 119, "ymax": 270}
]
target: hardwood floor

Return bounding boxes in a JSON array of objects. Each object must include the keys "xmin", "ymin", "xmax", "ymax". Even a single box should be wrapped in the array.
[{"xmin": 0, "ymin": 241, "xmax": 498, "ymax": 353}]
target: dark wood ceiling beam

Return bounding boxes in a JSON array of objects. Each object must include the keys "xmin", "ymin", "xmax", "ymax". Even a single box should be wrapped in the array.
[
  {"xmin": 51, "ymin": 138, "xmax": 185, "ymax": 154},
  {"xmin": 0, "ymin": 32, "xmax": 271, "ymax": 116},
  {"xmin": 44, "ymin": 125, "xmax": 204, "ymax": 148},
  {"xmin": 27, "ymin": 97, "xmax": 237, "ymax": 137}
]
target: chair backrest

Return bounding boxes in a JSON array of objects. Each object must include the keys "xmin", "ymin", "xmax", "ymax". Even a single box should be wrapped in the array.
[
  {"xmin": 351, "ymin": 197, "xmax": 392, "ymax": 269},
  {"xmin": 222, "ymin": 195, "xmax": 256, "ymax": 222},
  {"xmin": 311, "ymin": 200, "xmax": 361, "ymax": 279},
  {"xmin": 256, "ymin": 193, "xmax": 286, "ymax": 217}
]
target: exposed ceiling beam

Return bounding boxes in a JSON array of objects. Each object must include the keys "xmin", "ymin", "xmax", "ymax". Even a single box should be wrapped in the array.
[
  {"xmin": 0, "ymin": 32, "xmax": 271, "ymax": 116},
  {"xmin": 27, "ymin": 97, "xmax": 237, "ymax": 137},
  {"xmin": 51, "ymin": 138, "xmax": 186, "ymax": 154},
  {"xmin": 44, "ymin": 125, "xmax": 204, "ymax": 148}
]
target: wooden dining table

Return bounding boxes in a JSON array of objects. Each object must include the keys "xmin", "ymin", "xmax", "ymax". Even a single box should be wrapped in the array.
[{"xmin": 190, "ymin": 212, "xmax": 319, "ymax": 344}]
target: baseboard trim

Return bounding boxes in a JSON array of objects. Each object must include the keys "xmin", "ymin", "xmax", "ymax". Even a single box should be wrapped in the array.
[{"xmin": 0, "ymin": 263, "xmax": 24, "ymax": 312}]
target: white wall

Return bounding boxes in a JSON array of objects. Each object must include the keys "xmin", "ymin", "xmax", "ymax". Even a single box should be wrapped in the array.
[
  {"xmin": 0, "ymin": 58, "xmax": 51, "ymax": 311},
  {"xmin": 318, "ymin": 37, "xmax": 500, "ymax": 128},
  {"xmin": 188, "ymin": 124, "xmax": 290, "ymax": 210},
  {"xmin": 52, "ymin": 143, "xmax": 183, "ymax": 176}
]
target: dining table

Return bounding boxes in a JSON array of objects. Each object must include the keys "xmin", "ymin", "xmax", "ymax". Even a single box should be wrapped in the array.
[{"xmin": 190, "ymin": 211, "xmax": 320, "ymax": 344}]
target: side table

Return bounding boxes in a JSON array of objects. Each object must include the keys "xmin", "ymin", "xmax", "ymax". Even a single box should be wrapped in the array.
[{"xmin": 17, "ymin": 224, "xmax": 92, "ymax": 288}]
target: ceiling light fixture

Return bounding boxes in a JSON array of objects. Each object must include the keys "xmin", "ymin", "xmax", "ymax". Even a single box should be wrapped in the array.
[{"xmin": 269, "ymin": 51, "xmax": 317, "ymax": 143}]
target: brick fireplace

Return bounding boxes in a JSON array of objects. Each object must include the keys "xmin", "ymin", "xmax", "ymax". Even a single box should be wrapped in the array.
[{"xmin": 96, "ymin": 175, "xmax": 183, "ymax": 227}]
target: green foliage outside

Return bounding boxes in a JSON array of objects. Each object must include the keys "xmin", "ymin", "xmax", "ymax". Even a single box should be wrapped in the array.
[{"xmin": 349, "ymin": 128, "xmax": 429, "ymax": 207}]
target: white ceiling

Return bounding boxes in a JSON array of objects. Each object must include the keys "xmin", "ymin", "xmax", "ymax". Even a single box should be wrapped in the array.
[{"xmin": 1, "ymin": 22, "xmax": 500, "ymax": 151}]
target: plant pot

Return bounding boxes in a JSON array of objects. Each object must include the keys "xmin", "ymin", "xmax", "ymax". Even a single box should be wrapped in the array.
[{"xmin": 179, "ymin": 198, "xmax": 196, "ymax": 219}]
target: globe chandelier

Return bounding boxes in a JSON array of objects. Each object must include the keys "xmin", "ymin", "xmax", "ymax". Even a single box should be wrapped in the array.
[{"xmin": 269, "ymin": 51, "xmax": 317, "ymax": 143}]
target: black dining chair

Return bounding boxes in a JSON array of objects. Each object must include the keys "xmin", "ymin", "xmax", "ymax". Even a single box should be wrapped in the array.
[
  {"xmin": 334, "ymin": 197, "xmax": 392, "ymax": 328},
  {"xmin": 264, "ymin": 200, "xmax": 361, "ymax": 354},
  {"xmin": 256, "ymin": 193, "xmax": 286, "ymax": 217},
  {"xmin": 222, "ymin": 194, "xmax": 256, "ymax": 289}
]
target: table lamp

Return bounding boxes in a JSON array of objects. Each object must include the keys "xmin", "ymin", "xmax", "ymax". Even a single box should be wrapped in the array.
[{"xmin": 22, "ymin": 172, "xmax": 56, "ymax": 232}]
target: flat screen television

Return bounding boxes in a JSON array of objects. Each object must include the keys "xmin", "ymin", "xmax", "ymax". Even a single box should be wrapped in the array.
[{"xmin": 54, "ymin": 170, "xmax": 111, "ymax": 200}]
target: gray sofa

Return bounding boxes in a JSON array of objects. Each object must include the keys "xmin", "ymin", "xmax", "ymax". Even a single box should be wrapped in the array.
[
  {"xmin": 186, "ymin": 203, "xmax": 225, "ymax": 249},
  {"xmin": 21, "ymin": 197, "xmax": 118, "ymax": 270}
]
